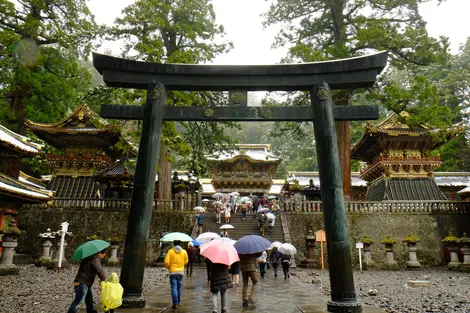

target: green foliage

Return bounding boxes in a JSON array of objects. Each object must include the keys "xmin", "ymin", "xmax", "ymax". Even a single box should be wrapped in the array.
[
  {"xmin": 87, "ymin": 234, "xmax": 101, "ymax": 241},
  {"xmin": 104, "ymin": 0, "xmax": 237, "ymax": 176},
  {"xmin": 380, "ymin": 236, "xmax": 397, "ymax": 245},
  {"xmin": 403, "ymin": 234, "xmax": 420, "ymax": 244},
  {"xmin": 441, "ymin": 231, "xmax": 460, "ymax": 243}
]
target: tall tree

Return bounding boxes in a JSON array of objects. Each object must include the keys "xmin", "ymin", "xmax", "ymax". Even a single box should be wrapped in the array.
[
  {"xmin": 0, "ymin": 0, "xmax": 99, "ymax": 177},
  {"xmin": 263, "ymin": 0, "xmax": 452, "ymax": 198},
  {"xmin": 110, "ymin": 0, "xmax": 234, "ymax": 199}
]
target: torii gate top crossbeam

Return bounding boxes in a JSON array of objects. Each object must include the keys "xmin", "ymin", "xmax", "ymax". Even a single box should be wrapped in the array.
[{"xmin": 92, "ymin": 52, "xmax": 388, "ymax": 91}]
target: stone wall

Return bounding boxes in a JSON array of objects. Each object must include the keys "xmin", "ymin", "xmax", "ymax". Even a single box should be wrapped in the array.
[
  {"xmin": 285, "ymin": 212, "xmax": 470, "ymax": 268},
  {"xmin": 17, "ymin": 207, "xmax": 193, "ymax": 263}
]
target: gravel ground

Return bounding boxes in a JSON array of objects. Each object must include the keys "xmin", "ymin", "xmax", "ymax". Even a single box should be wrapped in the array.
[
  {"xmin": 2, "ymin": 265, "xmax": 470, "ymax": 313},
  {"xmin": 295, "ymin": 267, "xmax": 470, "ymax": 313},
  {"xmin": 0, "ymin": 265, "xmax": 168, "ymax": 313}
]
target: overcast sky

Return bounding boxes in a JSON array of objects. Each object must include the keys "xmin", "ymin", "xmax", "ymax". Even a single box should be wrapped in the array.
[{"xmin": 88, "ymin": 0, "xmax": 470, "ymax": 65}]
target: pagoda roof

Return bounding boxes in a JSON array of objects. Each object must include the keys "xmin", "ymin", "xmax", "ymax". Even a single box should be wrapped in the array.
[
  {"xmin": 95, "ymin": 158, "xmax": 136, "ymax": 178},
  {"xmin": 351, "ymin": 112, "xmax": 454, "ymax": 160},
  {"xmin": 25, "ymin": 103, "xmax": 124, "ymax": 150},
  {"xmin": 207, "ymin": 144, "xmax": 281, "ymax": 163},
  {"xmin": 0, "ymin": 124, "xmax": 43, "ymax": 158},
  {"xmin": 365, "ymin": 178, "xmax": 447, "ymax": 201},
  {"xmin": 0, "ymin": 172, "xmax": 52, "ymax": 202}
]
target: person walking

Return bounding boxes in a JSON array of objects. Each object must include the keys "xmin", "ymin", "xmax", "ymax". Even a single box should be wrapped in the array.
[
  {"xmin": 210, "ymin": 263, "xmax": 233, "ymax": 313},
  {"xmin": 197, "ymin": 212, "xmax": 204, "ymax": 235},
  {"xmin": 239, "ymin": 253, "xmax": 260, "ymax": 308},
  {"xmin": 215, "ymin": 205, "xmax": 222, "ymax": 224},
  {"xmin": 67, "ymin": 249, "xmax": 107, "ymax": 313},
  {"xmin": 241, "ymin": 203, "xmax": 247, "ymax": 221},
  {"xmin": 205, "ymin": 256, "xmax": 213, "ymax": 284},
  {"xmin": 280, "ymin": 253, "xmax": 291, "ymax": 279},
  {"xmin": 228, "ymin": 260, "xmax": 240, "ymax": 285},
  {"xmin": 258, "ymin": 212, "xmax": 267, "ymax": 236},
  {"xmin": 257, "ymin": 250, "xmax": 267, "ymax": 278},
  {"xmin": 271, "ymin": 200, "xmax": 280, "ymax": 215},
  {"xmin": 224, "ymin": 205, "xmax": 231, "ymax": 224},
  {"xmin": 164, "ymin": 240, "xmax": 189, "ymax": 310},
  {"xmin": 267, "ymin": 214, "xmax": 275, "ymax": 236},
  {"xmin": 269, "ymin": 247, "xmax": 282, "ymax": 277},
  {"xmin": 186, "ymin": 242, "xmax": 197, "ymax": 276}
]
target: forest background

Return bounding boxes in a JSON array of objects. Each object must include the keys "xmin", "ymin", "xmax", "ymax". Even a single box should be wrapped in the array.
[{"xmin": 0, "ymin": 0, "xmax": 469, "ymax": 185}]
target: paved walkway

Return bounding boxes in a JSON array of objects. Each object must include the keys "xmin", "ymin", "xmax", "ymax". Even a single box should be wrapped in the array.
[{"xmin": 101, "ymin": 267, "xmax": 385, "ymax": 313}]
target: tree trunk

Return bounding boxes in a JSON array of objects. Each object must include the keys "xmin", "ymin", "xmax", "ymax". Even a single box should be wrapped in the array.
[{"xmin": 157, "ymin": 143, "xmax": 172, "ymax": 202}]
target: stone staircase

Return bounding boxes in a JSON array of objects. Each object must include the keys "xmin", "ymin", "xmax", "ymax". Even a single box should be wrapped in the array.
[{"xmin": 200, "ymin": 210, "xmax": 285, "ymax": 243}]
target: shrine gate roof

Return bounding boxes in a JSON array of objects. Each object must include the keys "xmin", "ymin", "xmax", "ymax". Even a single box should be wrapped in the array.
[{"xmin": 0, "ymin": 124, "xmax": 43, "ymax": 158}]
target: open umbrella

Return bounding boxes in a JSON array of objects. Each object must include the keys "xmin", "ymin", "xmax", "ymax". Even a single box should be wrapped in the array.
[
  {"xmin": 72, "ymin": 239, "xmax": 110, "ymax": 261},
  {"xmin": 257, "ymin": 207, "xmax": 270, "ymax": 213},
  {"xmin": 230, "ymin": 192, "xmax": 240, "ymax": 196},
  {"xmin": 234, "ymin": 235, "xmax": 271, "ymax": 255},
  {"xmin": 270, "ymin": 241, "xmax": 283, "ymax": 249},
  {"xmin": 192, "ymin": 239, "xmax": 203, "ymax": 247},
  {"xmin": 212, "ymin": 192, "xmax": 224, "ymax": 199},
  {"xmin": 193, "ymin": 206, "xmax": 206, "ymax": 212},
  {"xmin": 266, "ymin": 213, "xmax": 276, "ymax": 220},
  {"xmin": 160, "ymin": 232, "xmax": 193, "ymax": 242},
  {"xmin": 196, "ymin": 232, "xmax": 221, "ymax": 243},
  {"xmin": 279, "ymin": 243, "xmax": 297, "ymax": 255},
  {"xmin": 202, "ymin": 199, "xmax": 211, "ymax": 202},
  {"xmin": 213, "ymin": 200, "xmax": 223, "ymax": 206},
  {"xmin": 219, "ymin": 224, "xmax": 235, "ymax": 230},
  {"xmin": 200, "ymin": 241, "xmax": 239, "ymax": 266},
  {"xmin": 238, "ymin": 196, "xmax": 250, "ymax": 203},
  {"xmin": 268, "ymin": 195, "xmax": 277, "ymax": 200}
]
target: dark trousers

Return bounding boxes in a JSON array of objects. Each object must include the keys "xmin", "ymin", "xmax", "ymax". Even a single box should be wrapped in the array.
[
  {"xmin": 282, "ymin": 262, "xmax": 290, "ymax": 278},
  {"xmin": 186, "ymin": 261, "xmax": 194, "ymax": 275},
  {"xmin": 272, "ymin": 262, "xmax": 279, "ymax": 276},
  {"xmin": 67, "ymin": 282, "xmax": 95, "ymax": 313}
]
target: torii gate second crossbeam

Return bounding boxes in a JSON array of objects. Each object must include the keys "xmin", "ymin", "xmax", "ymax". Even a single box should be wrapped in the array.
[{"xmin": 93, "ymin": 51, "xmax": 388, "ymax": 313}]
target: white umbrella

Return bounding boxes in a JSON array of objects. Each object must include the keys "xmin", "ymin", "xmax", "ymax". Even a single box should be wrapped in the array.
[
  {"xmin": 266, "ymin": 213, "xmax": 276, "ymax": 220},
  {"xmin": 257, "ymin": 207, "xmax": 270, "ymax": 213},
  {"xmin": 279, "ymin": 243, "xmax": 297, "ymax": 255},
  {"xmin": 220, "ymin": 224, "xmax": 235, "ymax": 230},
  {"xmin": 213, "ymin": 200, "xmax": 223, "ymax": 206},
  {"xmin": 270, "ymin": 241, "xmax": 283, "ymax": 249},
  {"xmin": 196, "ymin": 232, "xmax": 221, "ymax": 243},
  {"xmin": 160, "ymin": 232, "xmax": 193, "ymax": 242},
  {"xmin": 193, "ymin": 206, "xmax": 206, "ymax": 212},
  {"xmin": 238, "ymin": 196, "xmax": 250, "ymax": 203},
  {"xmin": 212, "ymin": 192, "xmax": 224, "ymax": 199},
  {"xmin": 230, "ymin": 192, "xmax": 240, "ymax": 196},
  {"xmin": 202, "ymin": 199, "xmax": 211, "ymax": 202}
]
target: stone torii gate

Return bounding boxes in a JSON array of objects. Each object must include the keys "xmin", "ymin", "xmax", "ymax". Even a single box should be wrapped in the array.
[{"xmin": 93, "ymin": 51, "xmax": 388, "ymax": 313}]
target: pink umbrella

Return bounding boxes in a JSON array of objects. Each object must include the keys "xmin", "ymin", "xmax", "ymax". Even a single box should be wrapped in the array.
[{"xmin": 200, "ymin": 241, "xmax": 239, "ymax": 266}]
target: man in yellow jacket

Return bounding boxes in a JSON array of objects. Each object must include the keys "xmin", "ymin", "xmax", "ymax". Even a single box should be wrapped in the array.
[{"xmin": 164, "ymin": 240, "xmax": 189, "ymax": 310}]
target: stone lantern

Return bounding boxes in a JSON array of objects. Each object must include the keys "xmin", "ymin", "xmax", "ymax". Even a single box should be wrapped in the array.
[
  {"xmin": 360, "ymin": 236, "xmax": 375, "ymax": 269},
  {"xmin": 442, "ymin": 231, "xmax": 461, "ymax": 270},
  {"xmin": 300, "ymin": 230, "xmax": 316, "ymax": 267},
  {"xmin": 380, "ymin": 236, "xmax": 399, "ymax": 270},
  {"xmin": 460, "ymin": 233, "xmax": 470, "ymax": 271},
  {"xmin": 106, "ymin": 235, "xmax": 123, "ymax": 266},
  {"xmin": 403, "ymin": 234, "xmax": 421, "ymax": 269},
  {"xmin": 38, "ymin": 228, "xmax": 56, "ymax": 267},
  {"xmin": 0, "ymin": 221, "xmax": 22, "ymax": 275}
]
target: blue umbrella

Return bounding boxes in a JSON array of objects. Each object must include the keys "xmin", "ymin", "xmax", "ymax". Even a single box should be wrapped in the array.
[
  {"xmin": 192, "ymin": 239, "xmax": 203, "ymax": 247},
  {"xmin": 234, "ymin": 235, "xmax": 271, "ymax": 255}
]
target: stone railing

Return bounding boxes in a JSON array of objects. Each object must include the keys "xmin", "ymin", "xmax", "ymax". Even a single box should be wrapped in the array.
[
  {"xmin": 22, "ymin": 198, "xmax": 196, "ymax": 211},
  {"xmin": 282, "ymin": 200, "xmax": 470, "ymax": 213}
]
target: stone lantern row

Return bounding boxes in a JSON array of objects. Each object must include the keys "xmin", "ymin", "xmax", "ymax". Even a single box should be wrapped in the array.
[{"xmin": 0, "ymin": 224, "xmax": 122, "ymax": 275}]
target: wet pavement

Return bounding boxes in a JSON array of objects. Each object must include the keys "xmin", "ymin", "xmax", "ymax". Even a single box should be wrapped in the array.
[{"xmin": 102, "ymin": 268, "xmax": 385, "ymax": 313}]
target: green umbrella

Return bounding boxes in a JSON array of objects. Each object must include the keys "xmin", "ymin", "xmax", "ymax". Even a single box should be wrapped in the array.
[
  {"xmin": 71, "ymin": 240, "xmax": 110, "ymax": 261},
  {"xmin": 160, "ymin": 232, "xmax": 193, "ymax": 242}
]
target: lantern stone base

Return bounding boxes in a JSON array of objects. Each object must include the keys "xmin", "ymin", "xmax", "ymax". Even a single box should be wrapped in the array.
[
  {"xmin": 381, "ymin": 260, "xmax": 399, "ymax": 270},
  {"xmin": 107, "ymin": 258, "xmax": 120, "ymax": 266},
  {"xmin": 38, "ymin": 257, "xmax": 54, "ymax": 267},
  {"xmin": 0, "ymin": 265, "xmax": 19, "ymax": 276},
  {"xmin": 406, "ymin": 261, "xmax": 422, "ymax": 270},
  {"xmin": 459, "ymin": 264, "xmax": 470, "ymax": 272},
  {"xmin": 363, "ymin": 260, "xmax": 376, "ymax": 270},
  {"xmin": 448, "ymin": 261, "xmax": 462, "ymax": 270}
]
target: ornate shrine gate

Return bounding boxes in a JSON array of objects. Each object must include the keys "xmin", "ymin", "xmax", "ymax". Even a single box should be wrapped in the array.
[{"xmin": 93, "ymin": 51, "xmax": 388, "ymax": 313}]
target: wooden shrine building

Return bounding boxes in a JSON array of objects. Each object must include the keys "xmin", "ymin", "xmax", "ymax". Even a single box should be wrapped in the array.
[
  {"xmin": 0, "ymin": 125, "xmax": 52, "ymax": 233},
  {"xmin": 26, "ymin": 104, "xmax": 134, "ymax": 201},
  {"xmin": 351, "ymin": 112, "xmax": 458, "ymax": 201},
  {"xmin": 206, "ymin": 144, "xmax": 281, "ymax": 195}
]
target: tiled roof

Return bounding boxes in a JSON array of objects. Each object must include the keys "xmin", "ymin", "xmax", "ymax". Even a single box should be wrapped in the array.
[
  {"xmin": 365, "ymin": 178, "xmax": 447, "ymax": 201},
  {"xmin": 47, "ymin": 176, "xmax": 98, "ymax": 198},
  {"xmin": 287, "ymin": 171, "xmax": 367, "ymax": 187},
  {"xmin": 95, "ymin": 158, "xmax": 136, "ymax": 177},
  {"xmin": 434, "ymin": 173, "xmax": 470, "ymax": 187},
  {"xmin": 0, "ymin": 173, "xmax": 51, "ymax": 201},
  {"xmin": 457, "ymin": 186, "xmax": 470, "ymax": 194},
  {"xmin": 0, "ymin": 125, "xmax": 43, "ymax": 156},
  {"xmin": 206, "ymin": 144, "xmax": 280, "ymax": 162}
]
